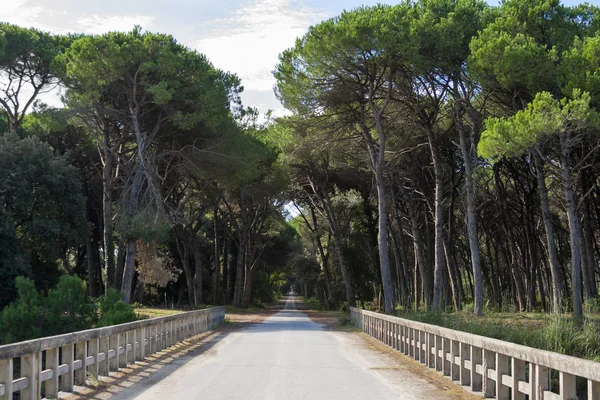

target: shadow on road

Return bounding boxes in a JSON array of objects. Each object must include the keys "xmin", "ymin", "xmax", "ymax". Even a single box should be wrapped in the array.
[{"xmin": 63, "ymin": 329, "xmax": 232, "ymax": 400}]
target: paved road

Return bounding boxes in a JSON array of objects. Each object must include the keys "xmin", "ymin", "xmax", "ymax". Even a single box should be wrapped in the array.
[{"xmin": 112, "ymin": 297, "xmax": 453, "ymax": 400}]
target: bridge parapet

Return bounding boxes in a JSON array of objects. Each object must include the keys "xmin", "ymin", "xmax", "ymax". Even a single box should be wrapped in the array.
[
  {"xmin": 351, "ymin": 307, "xmax": 600, "ymax": 400},
  {"xmin": 0, "ymin": 306, "xmax": 225, "ymax": 400}
]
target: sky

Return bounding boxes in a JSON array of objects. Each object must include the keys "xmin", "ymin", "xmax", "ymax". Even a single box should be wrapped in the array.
[{"xmin": 0, "ymin": 0, "xmax": 595, "ymax": 115}]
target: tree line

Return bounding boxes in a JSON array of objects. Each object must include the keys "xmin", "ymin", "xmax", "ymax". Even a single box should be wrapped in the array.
[
  {"xmin": 2, "ymin": 0, "xmax": 600, "ymax": 329},
  {"xmin": 0, "ymin": 23, "xmax": 296, "ymax": 317},
  {"xmin": 274, "ymin": 0, "xmax": 600, "ymax": 318}
]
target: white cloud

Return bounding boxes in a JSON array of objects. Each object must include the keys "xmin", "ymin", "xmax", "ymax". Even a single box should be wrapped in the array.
[
  {"xmin": 0, "ymin": 0, "xmax": 46, "ymax": 29},
  {"xmin": 76, "ymin": 14, "xmax": 155, "ymax": 35},
  {"xmin": 195, "ymin": 0, "xmax": 325, "ymax": 93}
]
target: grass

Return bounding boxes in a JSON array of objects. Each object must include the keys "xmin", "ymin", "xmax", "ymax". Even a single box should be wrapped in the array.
[
  {"xmin": 135, "ymin": 307, "xmax": 184, "ymax": 319},
  {"xmin": 396, "ymin": 308, "xmax": 600, "ymax": 361}
]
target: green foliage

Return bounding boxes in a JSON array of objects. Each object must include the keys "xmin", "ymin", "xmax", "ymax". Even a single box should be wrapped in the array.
[
  {"xmin": 560, "ymin": 32, "xmax": 600, "ymax": 106},
  {"xmin": 0, "ymin": 277, "xmax": 43, "ymax": 344},
  {"xmin": 479, "ymin": 90, "xmax": 599, "ymax": 159},
  {"xmin": 0, "ymin": 23, "xmax": 68, "ymax": 130},
  {"xmin": 0, "ymin": 277, "xmax": 137, "ymax": 345},
  {"xmin": 0, "ymin": 133, "xmax": 87, "ymax": 307},
  {"xmin": 96, "ymin": 289, "xmax": 138, "ymax": 327},
  {"xmin": 46, "ymin": 276, "xmax": 96, "ymax": 334},
  {"xmin": 339, "ymin": 313, "xmax": 352, "ymax": 327},
  {"xmin": 400, "ymin": 310, "xmax": 600, "ymax": 360}
]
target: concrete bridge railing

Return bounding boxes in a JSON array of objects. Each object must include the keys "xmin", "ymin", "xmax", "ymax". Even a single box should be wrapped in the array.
[
  {"xmin": 351, "ymin": 307, "xmax": 600, "ymax": 400},
  {"xmin": 0, "ymin": 306, "xmax": 225, "ymax": 400}
]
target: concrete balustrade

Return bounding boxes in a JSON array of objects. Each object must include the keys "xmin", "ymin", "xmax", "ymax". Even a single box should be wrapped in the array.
[
  {"xmin": 0, "ymin": 306, "xmax": 225, "ymax": 400},
  {"xmin": 351, "ymin": 307, "xmax": 600, "ymax": 400}
]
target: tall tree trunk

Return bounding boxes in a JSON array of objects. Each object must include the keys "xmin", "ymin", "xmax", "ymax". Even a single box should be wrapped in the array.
[
  {"xmin": 332, "ymin": 234, "xmax": 354, "ymax": 307},
  {"xmin": 457, "ymin": 113, "xmax": 483, "ymax": 315},
  {"xmin": 213, "ymin": 206, "xmax": 221, "ymax": 305},
  {"xmin": 309, "ymin": 175, "xmax": 355, "ymax": 308},
  {"xmin": 102, "ymin": 121, "xmax": 116, "ymax": 290},
  {"xmin": 232, "ymin": 235, "xmax": 246, "ymax": 307},
  {"xmin": 368, "ymin": 112, "xmax": 394, "ymax": 314},
  {"xmin": 122, "ymin": 169, "xmax": 143, "ymax": 304},
  {"xmin": 222, "ymin": 233, "xmax": 230, "ymax": 304},
  {"xmin": 560, "ymin": 136, "xmax": 583, "ymax": 318},
  {"xmin": 427, "ymin": 128, "xmax": 444, "ymax": 311},
  {"xmin": 580, "ymin": 172, "xmax": 597, "ymax": 300},
  {"xmin": 86, "ymin": 235, "xmax": 100, "ymax": 298},
  {"xmin": 192, "ymin": 239, "xmax": 203, "ymax": 305},
  {"xmin": 533, "ymin": 149, "xmax": 563, "ymax": 313},
  {"xmin": 114, "ymin": 238, "xmax": 126, "ymax": 291},
  {"xmin": 310, "ymin": 206, "xmax": 332, "ymax": 309},
  {"xmin": 404, "ymin": 184, "xmax": 431, "ymax": 308},
  {"xmin": 175, "ymin": 228, "xmax": 195, "ymax": 306}
]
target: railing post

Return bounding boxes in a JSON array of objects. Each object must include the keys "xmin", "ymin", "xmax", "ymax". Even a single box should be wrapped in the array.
[
  {"xmin": 20, "ymin": 352, "xmax": 40, "ymax": 400},
  {"xmin": 121, "ymin": 333, "xmax": 129, "ymax": 367},
  {"xmin": 483, "ymin": 349, "xmax": 495, "ymax": 398},
  {"xmin": 75, "ymin": 341, "xmax": 87, "ymax": 385},
  {"xmin": 0, "ymin": 358, "xmax": 14, "ymax": 400},
  {"xmin": 45, "ymin": 348, "xmax": 59, "ymax": 398},
  {"xmin": 512, "ymin": 358, "xmax": 526, "ymax": 400},
  {"xmin": 451, "ymin": 340, "xmax": 460, "ymax": 381},
  {"xmin": 420, "ymin": 331, "xmax": 426, "ymax": 362},
  {"xmin": 428, "ymin": 333, "xmax": 435, "ymax": 368},
  {"xmin": 460, "ymin": 342, "xmax": 470, "ymax": 386},
  {"xmin": 99, "ymin": 336, "xmax": 109, "ymax": 376},
  {"xmin": 471, "ymin": 345, "xmax": 482, "ymax": 392},
  {"xmin": 435, "ymin": 334, "xmax": 442, "ymax": 371},
  {"xmin": 535, "ymin": 364, "xmax": 549, "ymax": 400},
  {"xmin": 109, "ymin": 335, "xmax": 119, "ymax": 371},
  {"xmin": 140, "ymin": 327, "xmax": 147, "ymax": 359},
  {"xmin": 60, "ymin": 344, "xmax": 74, "ymax": 392},
  {"xmin": 130, "ymin": 330, "xmax": 136, "ymax": 363},
  {"xmin": 560, "ymin": 371, "xmax": 576, "ymax": 400},
  {"xmin": 442, "ymin": 337, "xmax": 451, "ymax": 376},
  {"xmin": 133, "ymin": 329, "xmax": 141, "ymax": 361},
  {"xmin": 88, "ymin": 338, "xmax": 99, "ymax": 378},
  {"xmin": 589, "ymin": 380, "xmax": 600, "ymax": 400},
  {"xmin": 496, "ymin": 353, "xmax": 510, "ymax": 400}
]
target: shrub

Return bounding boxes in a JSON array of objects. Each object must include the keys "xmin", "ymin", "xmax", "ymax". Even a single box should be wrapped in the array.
[
  {"xmin": 339, "ymin": 313, "xmax": 352, "ymax": 327},
  {"xmin": 46, "ymin": 275, "xmax": 95, "ymax": 334},
  {"xmin": 96, "ymin": 288, "xmax": 137, "ymax": 327},
  {"xmin": 0, "ymin": 276, "xmax": 138, "ymax": 344},
  {"xmin": 0, "ymin": 277, "xmax": 44, "ymax": 343}
]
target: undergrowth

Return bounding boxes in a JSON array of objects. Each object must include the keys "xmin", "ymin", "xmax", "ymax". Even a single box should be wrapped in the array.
[{"xmin": 398, "ymin": 310, "xmax": 600, "ymax": 361}]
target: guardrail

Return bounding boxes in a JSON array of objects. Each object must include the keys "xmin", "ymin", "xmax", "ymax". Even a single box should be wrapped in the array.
[
  {"xmin": 350, "ymin": 307, "xmax": 600, "ymax": 400},
  {"xmin": 0, "ymin": 306, "xmax": 225, "ymax": 400}
]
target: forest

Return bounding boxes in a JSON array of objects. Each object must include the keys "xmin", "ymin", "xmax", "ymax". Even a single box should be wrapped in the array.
[{"xmin": 1, "ymin": 0, "xmax": 600, "ymax": 355}]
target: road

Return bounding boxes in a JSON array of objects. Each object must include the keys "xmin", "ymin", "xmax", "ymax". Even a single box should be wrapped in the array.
[{"xmin": 110, "ymin": 297, "xmax": 461, "ymax": 400}]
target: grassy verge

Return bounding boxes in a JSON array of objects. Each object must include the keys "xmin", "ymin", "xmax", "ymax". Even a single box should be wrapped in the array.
[
  {"xmin": 135, "ymin": 307, "xmax": 184, "ymax": 319},
  {"xmin": 397, "ymin": 310, "xmax": 600, "ymax": 361}
]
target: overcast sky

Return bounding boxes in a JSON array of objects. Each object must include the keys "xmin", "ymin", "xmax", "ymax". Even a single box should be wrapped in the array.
[{"xmin": 0, "ymin": 0, "xmax": 591, "ymax": 115}]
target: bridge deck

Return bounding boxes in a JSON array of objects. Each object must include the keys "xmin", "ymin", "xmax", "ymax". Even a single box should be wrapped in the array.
[{"xmin": 92, "ymin": 297, "xmax": 466, "ymax": 400}]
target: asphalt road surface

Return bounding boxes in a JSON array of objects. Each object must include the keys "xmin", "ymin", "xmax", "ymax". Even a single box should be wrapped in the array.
[{"xmin": 111, "ymin": 296, "xmax": 457, "ymax": 400}]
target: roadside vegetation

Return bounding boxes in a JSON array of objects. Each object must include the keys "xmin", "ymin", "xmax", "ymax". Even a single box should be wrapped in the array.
[
  {"xmin": 397, "ymin": 308, "xmax": 600, "ymax": 361},
  {"xmin": 0, "ymin": 276, "xmax": 136, "ymax": 345}
]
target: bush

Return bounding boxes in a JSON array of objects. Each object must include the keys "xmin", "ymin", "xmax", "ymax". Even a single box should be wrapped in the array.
[
  {"xmin": 0, "ymin": 276, "xmax": 138, "ymax": 344},
  {"xmin": 0, "ymin": 277, "xmax": 43, "ymax": 343},
  {"xmin": 46, "ymin": 275, "xmax": 96, "ymax": 334},
  {"xmin": 339, "ymin": 313, "xmax": 352, "ymax": 327},
  {"xmin": 96, "ymin": 288, "xmax": 137, "ymax": 327}
]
